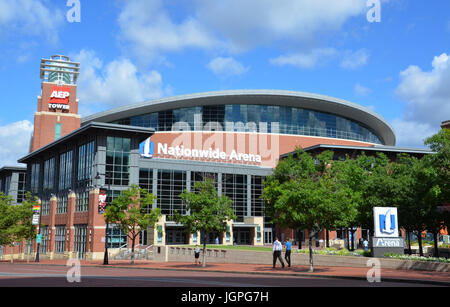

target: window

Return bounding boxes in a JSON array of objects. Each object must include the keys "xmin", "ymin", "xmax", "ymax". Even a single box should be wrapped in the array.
[
  {"xmin": 76, "ymin": 191, "xmax": 89, "ymax": 212},
  {"xmin": 77, "ymin": 141, "xmax": 95, "ymax": 188},
  {"xmin": 107, "ymin": 225, "xmax": 127, "ymax": 248},
  {"xmin": 41, "ymin": 199, "xmax": 50, "ymax": 216},
  {"xmin": 59, "ymin": 150, "xmax": 73, "ymax": 191},
  {"xmin": 74, "ymin": 225, "xmax": 87, "ymax": 259},
  {"xmin": 55, "ymin": 123, "xmax": 61, "ymax": 140},
  {"xmin": 223, "ymin": 174, "xmax": 247, "ymax": 222},
  {"xmin": 139, "ymin": 168, "xmax": 153, "ymax": 193},
  {"xmin": 56, "ymin": 194, "xmax": 68, "ymax": 214},
  {"xmin": 106, "ymin": 137, "xmax": 131, "ymax": 186},
  {"xmin": 251, "ymin": 176, "xmax": 264, "ymax": 217},
  {"xmin": 39, "ymin": 226, "xmax": 48, "ymax": 254},
  {"xmin": 157, "ymin": 169, "xmax": 186, "ymax": 220},
  {"xmin": 31, "ymin": 163, "xmax": 40, "ymax": 193},
  {"xmin": 43, "ymin": 158, "xmax": 55, "ymax": 191},
  {"xmin": 17, "ymin": 173, "xmax": 26, "ymax": 203},
  {"xmin": 55, "ymin": 226, "xmax": 66, "ymax": 253}
]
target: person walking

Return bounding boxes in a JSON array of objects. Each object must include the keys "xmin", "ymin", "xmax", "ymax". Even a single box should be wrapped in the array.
[
  {"xmin": 272, "ymin": 237, "xmax": 285, "ymax": 268},
  {"xmin": 284, "ymin": 237, "xmax": 292, "ymax": 267},
  {"xmin": 194, "ymin": 245, "xmax": 201, "ymax": 265}
]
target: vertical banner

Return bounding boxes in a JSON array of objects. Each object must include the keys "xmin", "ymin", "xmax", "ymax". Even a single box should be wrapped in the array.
[
  {"xmin": 98, "ymin": 189, "xmax": 107, "ymax": 214},
  {"xmin": 32, "ymin": 205, "xmax": 41, "ymax": 225}
]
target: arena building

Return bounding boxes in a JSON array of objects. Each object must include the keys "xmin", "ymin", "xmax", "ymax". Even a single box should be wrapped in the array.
[{"xmin": 2, "ymin": 55, "xmax": 433, "ymax": 260}]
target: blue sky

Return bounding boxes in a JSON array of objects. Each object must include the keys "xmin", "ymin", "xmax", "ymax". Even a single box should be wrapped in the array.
[{"xmin": 0, "ymin": 0, "xmax": 449, "ymax": 166}]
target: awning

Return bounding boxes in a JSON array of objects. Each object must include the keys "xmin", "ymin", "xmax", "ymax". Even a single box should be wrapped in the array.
[{"xmin": 232, "ymin": 223, "xmax": 259, "ymax": 228}]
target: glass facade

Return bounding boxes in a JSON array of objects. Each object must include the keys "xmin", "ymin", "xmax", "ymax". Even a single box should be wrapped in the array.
[
  {"xmin": 59, "ymin": 150, "xmax": 73, "ymax": 191},
  {"xmin": 77, "ymin": 141, "xmax": 95, "ymax": 188},
  {"xmin": 114, "ymin": 104, "xmax": 382, "ymax": 144},
  {"xmin": 76, "ymin": 190, "xmax": 89, "ymax": 212},
  {"xmin": 17, "ymin": 173, "xmax": 26, "ymax": 203},
  {"xmin": 223, "ymin": 174, "xmax": 247, "ymax": 222},
  {"xmin": 157, "ymin": 169, "xmax": 186, "ymax": 220},
  {"xmin": 55, "ymin": 226, "xmax": 66, "ymax": 253},
  {"xmin": 74, "ymin": 225, "xmax": 87, "ymax": 259},
  {"xmin": 106, "ymin": 137, "xmax": 131, "ymax": 186},
  {"xmin": 43, "ymin": 158, "xmax": 55, "ymax": 191}
]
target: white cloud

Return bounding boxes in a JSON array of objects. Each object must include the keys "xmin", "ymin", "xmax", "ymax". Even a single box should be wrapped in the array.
[
  {"xmin": 270, "ymin": 48, "xmax": 338, "ymax": 69},
  {"xmin": 207, "ymin": 57, "xmax": 249, "ymax": 77},
  {"xmin": 0, "ymin": 0, "xmax": 64, "ymax": 42},
  {"xmin": 73, "ymin": 50, "xmax": 165, "ymax": 115},
  {"xmin": 117, "ymin": 0, "xmax": 219, "ymax": 62},
  {"xmin": 0, "ymin": 120, "xmax": 33, "ymax": 166},
  {"xmin": 340, "ymin": 49, "xmax": 369, "ymax": 69},
  {"xmin": 391, "ymin": 119, "xmax": 437, "ymax": 148},
  {"xmin": 393, "ymin": 52, "xmax": 450, "ymax": 147},
  {"xmin": 117, "ymin": 0, "xmax": 367, "ymax": 60},
  {"xmin": 354, "ymin": 83, "xmax": 371, "ymax": 96}
]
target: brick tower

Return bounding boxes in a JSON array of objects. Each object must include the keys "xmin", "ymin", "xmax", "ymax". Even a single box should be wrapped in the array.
[{"xmin": 30, "ymin": 55, "xmax": 81, "ymax": 152}]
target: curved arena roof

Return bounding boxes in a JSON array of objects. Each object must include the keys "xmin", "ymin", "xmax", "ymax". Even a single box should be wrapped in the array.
[{"xmin": 82, "ymin": 89, "xmax": 396, "ymax": 146}]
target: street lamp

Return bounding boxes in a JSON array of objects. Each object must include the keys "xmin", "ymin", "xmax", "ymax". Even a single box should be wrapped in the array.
[{"xmin": 95, "ymin": 172, "xmax": 111, "ymax": 265}]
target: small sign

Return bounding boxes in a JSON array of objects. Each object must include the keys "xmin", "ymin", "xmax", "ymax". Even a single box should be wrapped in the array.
[
  {"xmin": 32, "ymin": 215, "xmax": 40, "ymax": 226},
  {"xmin": 373, "ymin": 207, "xmax": 399, "ymax": 238},
  {"xmin": 98, "ymin": 189, "xmax": 107, "ymax": 214},
  {"xmin": 36, "ymin": 234, "xmax": 42, "ymax": 244}
]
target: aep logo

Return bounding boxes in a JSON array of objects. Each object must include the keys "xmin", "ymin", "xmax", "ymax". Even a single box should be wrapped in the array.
[
  {"xmin": 139, "ymin": 137, "xmax": 154, "ymax": 158},
  {"xmin": 49, "ymin": 86, "xmax": 70, "ymax": 104},
  {"xmin": 373, "ymin": 207, "xmax": 399, "ymax": 237}
]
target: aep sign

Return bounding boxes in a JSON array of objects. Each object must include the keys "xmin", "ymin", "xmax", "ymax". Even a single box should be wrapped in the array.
[
  {"xmin": 373, "ymin": 207, "xmax": 399, "ymax": 238},
  {"xmin": 49, "ymin": 86, "xmax": 70, "ymax": 110}
]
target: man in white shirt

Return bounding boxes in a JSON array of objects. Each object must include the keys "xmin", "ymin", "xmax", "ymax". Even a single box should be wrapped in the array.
[{"xmin": 272, "ymin": 237, "xmax": 285, "ymax": 268}]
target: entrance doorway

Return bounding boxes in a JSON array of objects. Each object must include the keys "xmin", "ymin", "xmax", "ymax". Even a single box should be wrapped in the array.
[
  {"xmin": 165, "ymin": 227, "xmax": 188, "ymax": 245},
  {"xmin": 233, "ymin": 228, "xmax": 251, "ymax": 245}
]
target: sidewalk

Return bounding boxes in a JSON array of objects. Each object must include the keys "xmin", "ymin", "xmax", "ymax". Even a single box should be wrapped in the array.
[{"xmin": 5, "ymin": 259, "xmax": 450, "ymax": 286}]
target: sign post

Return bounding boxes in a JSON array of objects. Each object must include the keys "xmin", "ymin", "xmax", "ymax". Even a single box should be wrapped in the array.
[
  {"xmin": 33, "ymin": 204, "xmax": 41, "ymax": 262},
  {"xmin": 370, "ymin": 207, "xmax": 405, "ymax": 257}
]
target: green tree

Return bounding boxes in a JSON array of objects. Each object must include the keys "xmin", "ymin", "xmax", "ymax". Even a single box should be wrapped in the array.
[
  {"xmin": 262, "ymin": 149, "xmax": 357, "ymax": 272},
  {"xmin": 0, "ymin": 193, "xmax": 17, "ymax": 261},
  {"xmin": 104, "ymin": 185, "xmax": 160, "ymax": 264},
  {"xmin": 422, "ymin": 128, "xmax": 450, "ymax": 257},
  {"xmin": 175, "ymin": 178, "xmax": 236, "ymax": 268},
  {"xmin": 12, "ymin": 193, "xmax": 39, "ymax": 262}
]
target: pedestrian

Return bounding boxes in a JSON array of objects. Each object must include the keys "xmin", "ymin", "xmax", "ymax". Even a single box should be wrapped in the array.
[
  {"xmin": 194, "ymin": 245, "xmax": 201, "ymax": 265},
  {"xmin": 272, "ymin": 237, "xmax": 285, "ymax": 268},
  {"xmin": 284, "ymin": 237, "xmax": 292, "ymax": 267},
  {"xmin": 215, "ymin": 236, "xmax": 219, "ymax": 245},
  {"xmin": 363, "ymin": 239, "xmax": 369, "ymax": 252}
]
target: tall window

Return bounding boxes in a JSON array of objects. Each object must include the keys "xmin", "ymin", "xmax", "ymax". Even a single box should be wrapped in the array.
[
  {"xmin": 39, "ymin": 226, "xmax": 48, "ymax": 254},
  {"xmin": 76, "ymin": 191, "xmax": 89, "ymax": 212},
  {"xmin": 17, "ymin": 173, "xmax": 26, "ymax": 203},
  {"xmin": 107, "ymin": 225, "xmax": 127, "ymax": 248},
  {"xmin": 43, "ymin": 158, "xmax": 55, "ymax": 191},
  {"xmin": 31, "ymin": 163, "xmax": 40, "ymax": 193},
  {"xmin": 106, "ymin": 137, "xmax": 131, "ymax": 186},
  {"xmin": 77, "ymin": 141, "xmax": 95, "ymax": 188},
  {"xmin": 41, "ymin": 199, "xmax": 50, "ymax": 216},
  {"xmin": 223, "ymin": 174, "xmax": 247, "ymax": 222},
  {"xmin": 139, "ymin": 168, "xmax": 153, "ymax": 193},
  {"xmin": 157, "ymin": 169, "xmax": 186, "ymax": 220},
  {"xmin": 55, "ymin": 123, "xmax": 62, "ymax": 140},
  {"xmin": 251, "ymin": 176, "xmax": 264, "ymax": 217},
  {"xmin": 55, "ymin": 226, "xmax": 66, "ymax": 253},
  {"xmin": 74, "ymin": 225, "xmax": 87, "ymax": 259},
  {"xmin": 59, "ymin": 150, "xmax": 73, "ymax": 191},
  {"xmin": 4, "ymin": 176, "xmax": 11, "ymax": 195},
  {"xmin": 56, "ymin": 194, "xmax": 68, "ymax": 214}
]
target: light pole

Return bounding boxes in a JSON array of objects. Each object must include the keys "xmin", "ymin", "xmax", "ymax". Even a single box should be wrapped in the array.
[{"xmin": 95, "ymin": 172, "xmax": 111, "ymax": 265}]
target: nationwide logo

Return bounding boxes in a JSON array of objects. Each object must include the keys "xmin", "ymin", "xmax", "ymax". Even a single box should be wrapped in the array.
[
  {"xmin": 49, "ymin": 86, "xmax": 70, "ymax": 110},
  {"xmin": 139, "ymin": 137, "xmax": 262, "ymax": 163},
  {"xmin": 379, "ymin": 209, "xmax": 396, "ymax": 235},
  {"xmin": 140, "ymin": 138, "xmax": 155, "ymax": 158}
]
